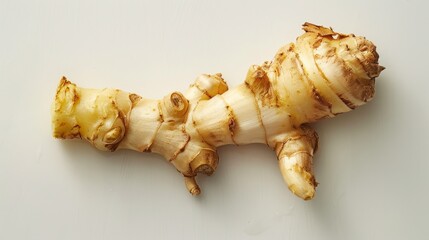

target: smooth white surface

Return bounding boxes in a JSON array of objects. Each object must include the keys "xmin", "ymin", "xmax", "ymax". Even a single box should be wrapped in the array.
[{"xmin": 1, "ymin": 0, "xmax": 428, "ymax": 239}]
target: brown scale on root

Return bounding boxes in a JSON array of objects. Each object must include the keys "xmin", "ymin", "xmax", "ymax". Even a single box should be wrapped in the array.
[{"xmin": 51, "ymin": 23, "xmax": 383, "ymax": 200}]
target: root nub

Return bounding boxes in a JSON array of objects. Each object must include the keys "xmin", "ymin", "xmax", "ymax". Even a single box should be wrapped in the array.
[
  {"xmin": 163, "ymin": 92, "xmax": 189, "ymax": 117},
  {"xmin": 184, "ymin": 176, "xmax": 201, "ymax": 196},
  {"xmin": 190, "ymin": 149, "xmax": 218, "ymax": 176}
]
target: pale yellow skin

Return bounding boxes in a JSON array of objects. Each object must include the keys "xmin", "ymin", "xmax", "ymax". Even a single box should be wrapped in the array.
[{"xmin": 52, "ymin": 23, "xmax": 383, "ymax": 200}]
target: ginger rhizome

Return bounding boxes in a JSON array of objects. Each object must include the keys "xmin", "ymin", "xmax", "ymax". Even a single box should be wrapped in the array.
[{"xmin": 52, "ymin": 23, "xmax": 383, "ymax": 200}]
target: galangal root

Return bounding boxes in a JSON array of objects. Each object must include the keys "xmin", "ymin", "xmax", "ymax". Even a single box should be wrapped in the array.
[{"xmin": 52, "ymin": 23, "xmax": 383, "ymax": 200}]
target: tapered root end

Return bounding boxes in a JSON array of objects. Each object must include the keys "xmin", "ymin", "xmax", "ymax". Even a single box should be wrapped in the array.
[
  {"xmin": 184, "ymin": 177, "xmax": 201, "ymax": 196},
  {"xmin": 279, "ymin": 153, "xmax": 317, "ymax": 200},
  {"xmin": 276, "ymin": 127, "xmax": 318, "ymax": 200}
]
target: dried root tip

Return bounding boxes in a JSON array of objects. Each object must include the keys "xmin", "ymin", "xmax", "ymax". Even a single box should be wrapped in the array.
[
  {"xmin": 184, "ymin": 176, "xmax": 201, "ymax": 196},
  {"xmin": 163, "ymin": 92, "xmax": 189, "ymax": 117},
  {"xmin": 302, "ymin": 22, "xmax": 349, "ymax": 38},
  {"xmin": 189, "ymin": 149, "xmax": 218, "ymax": 176}
]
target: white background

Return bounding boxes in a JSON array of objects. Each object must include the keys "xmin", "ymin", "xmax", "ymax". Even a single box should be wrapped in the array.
[{"xmin": 1, "ymin": 0, "xmax": 428, "ymax": 239}]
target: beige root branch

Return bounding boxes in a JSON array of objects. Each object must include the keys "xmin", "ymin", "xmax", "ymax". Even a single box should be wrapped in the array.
[{"xmin": 51, "ymin": 23, "xmax": 383, "ymax": 200}]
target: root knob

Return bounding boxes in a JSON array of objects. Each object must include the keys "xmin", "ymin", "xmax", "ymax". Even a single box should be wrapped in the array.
[
  {"xmin": 190, "ymin": 149, "xmax": 218, "ymax": 176},
  {"xmin": 164, "ymin": 92, "xmax": 189, "ymax": 117},
  {"xmin": 103, "ymin": 126, "xmax": 123, "ymax": 144}
]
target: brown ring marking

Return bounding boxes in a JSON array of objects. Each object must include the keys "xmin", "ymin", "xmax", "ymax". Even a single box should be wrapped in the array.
[
  {"xmin": 293, "ymin": 46, "xmax": 334, "ymax": 116},
  {"xmin": 105, "ymin": 94, "xmax": 129, "ymax": 151},
  {"xmin": 276, "ymin": 134, "xmax": 316, "ymax": 159},
  {"xmin": 337, "ymin": 42, "xmax": 369, "ymax": 79},
  {"xmin": 145, "ymin": 100, "xmax": 165, "ymax": 152},
  {"xmin": 288, "ymin": 150, "xmax": 314, "ymax": 159},
  {"xmin": 190, "ymin": 100, "xmax": 216, "ymax": 149},
  {"xmin": 168, "ymin": 130, "xmax": 191, "ymax": 162},
  {"xmin": 338, "ymin": 95, "xmax": 356, "ymax": 109},
  {"xmin": 194, "ymin": 82, "xmax": 214, "ymax": 98},
  {"xmin": 243, "ymin": 82, "xmax": 269, "ymax": 145},
  {"xmin": 192, "ymin": 119, "xmax": 215, "ymax": 149},
  {"xmin": 311, "ymin": 47, "xmax": 353, "ymax": 111},
  {"xmin": 218, "ymin": 95, "xmax": 238, "ymax": 146},
  {"xmin": 157, "ymin": 100, "xmax": 164, "ymax": 123},
  {"xmin": 191, "ymin": 84, "xmax": 211, "ymax": 99},
  {"xmin": 351, "ymin": 39, "xmax": 380, "ymax": 78},
  {"xmin": 330, "ymin": 42, "xmax": 368, "ymax": 105},
  {"xmin": 182, "ymin": 172, "xmax": 197, "ymax": 178},
  {"xmin": 273, "ymin": 46, "xmax": 304, "ymax": 121}
]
